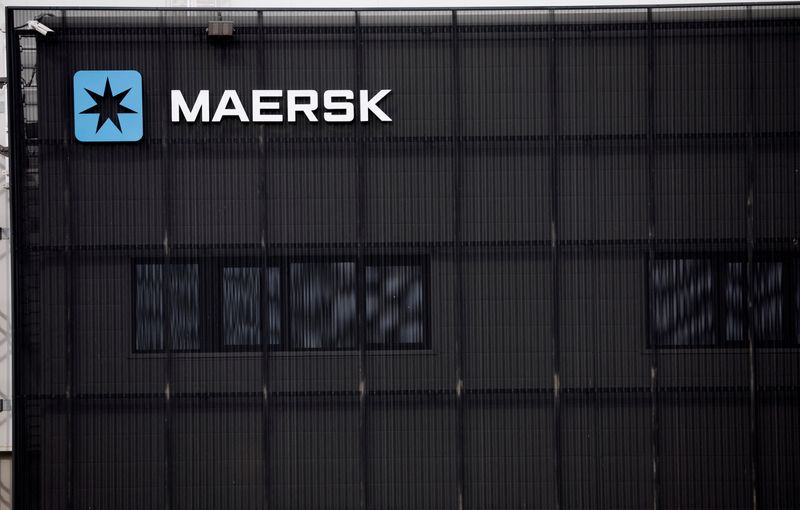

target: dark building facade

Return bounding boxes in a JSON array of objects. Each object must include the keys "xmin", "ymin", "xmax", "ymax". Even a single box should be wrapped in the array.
[{"xmin": 6, "ymin": 5, "xmax": 799, "ymax": 509}]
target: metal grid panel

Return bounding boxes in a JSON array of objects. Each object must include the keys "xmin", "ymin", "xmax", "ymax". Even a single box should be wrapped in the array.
[{"xmin": 7, "ymin": 5, "xmax": 800, "ymax": 510}]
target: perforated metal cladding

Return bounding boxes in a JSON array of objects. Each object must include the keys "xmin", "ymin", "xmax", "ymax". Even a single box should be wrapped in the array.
[{"xmin": 7, "ymin": 6, "xmax": 800, "ymax": 510}]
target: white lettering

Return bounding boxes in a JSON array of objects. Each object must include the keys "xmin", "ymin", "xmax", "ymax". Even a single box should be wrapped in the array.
[
  {"xmin": 287, "ymin": 90, "xmax": 319, "ymax": 123},
  {"xmin": 359, "ymin": 89, "xmax": 392, "ymax": 122},
  {"xmin": 252, "ymin": 90, "xmax": 283, "ymax": 122},
  {"xmin": 323, "ymin": 90, "xmax": 354, "ymax": 122},
  {"xmin": 170, "ymin": 89, "xmax": 392, "ymax": 124},
  {"xmin": 171, "ymin": 90, "xmax": 210, "ymax": 122},
  {"xmin": 212, "ymin": 90, "xmax": 249, "ymax": 122}
]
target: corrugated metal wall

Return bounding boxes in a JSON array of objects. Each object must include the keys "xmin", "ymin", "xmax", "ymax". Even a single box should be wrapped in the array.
[{"xmin": 7, "ymin": 5, "xmax": 800, "ymax": 510}]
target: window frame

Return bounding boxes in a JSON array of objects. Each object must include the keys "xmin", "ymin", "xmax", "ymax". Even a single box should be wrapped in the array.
[
  {"xmin": 131, "ymin": 258, "xmax": 205, "ymax": 354},
  {"xmin": 286, "ymin": 257, "xmax": 360, "ymax": 352},
  {"xmin": 362, "ymin": 255, "xmax": 432, "ymax": 352},
  {"xmin": 217, "ymin": 259, "xmax": 283, "ymax": 353},
  {"xmin": 648, "ymin": 251, "xmax": 799, "ymax": 349},
  {"xmin": 132, "ymin": 254, "xmax": 431, "ymax": 354}
]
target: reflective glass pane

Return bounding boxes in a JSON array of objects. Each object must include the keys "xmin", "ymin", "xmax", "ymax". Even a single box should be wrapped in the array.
[
  {"xmin": 366, "ymin": 265, "xmax": 424, "ymax": 347},
  {"xmin": 223, "ymin": 267, "xmax": 281, "ymax": 347},
  {"xmin": 224, "ymin": 267, "xmax": 261, "ymax": 347},
  {"xmin": 290, "ymin": 262, "xmax": 357, "ymax": 349},
  {"xmin": 135, "ymin": 264, "xmax": 163, "ymax": 351},
  {"xmin": 170, "ymin": 264, "xmax": 199, "ymax": 351},
  {"xmin": 725, "ymin": 262, "xmax": 783, "ymax": 344},
  {"xmin": 265, "ymin": 267, "xmax": 281, "ymax": 346},
  {"xmin": 752, "ymin": 263, "xmax": 783, "ymax": 343},
  {"xmin": 724, "ymin": 262, "xmax": 746, "ymax": 344},
  {"xmin": 651, "ymin": 259, "xmax": 715, "ymax": 346}
]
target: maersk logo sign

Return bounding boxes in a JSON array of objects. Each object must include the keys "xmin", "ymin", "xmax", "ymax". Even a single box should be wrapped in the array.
[
  {"xmin": 74, "ymin": 70, "xmax": 144, "ymax": 142},
  {"xmin": 171, "ymin": 89, "xmax": 392, "ymax": 123}
]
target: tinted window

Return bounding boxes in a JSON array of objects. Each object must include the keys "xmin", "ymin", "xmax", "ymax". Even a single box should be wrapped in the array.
[
  {"xmin": 651, "ymin": 259, "xmax": 716, "ymax": 347},
  {"xmin": 652, "ymin": 256, "xmax": 796, "ymax": 348},
  {"xmin": 366, "ymin": 265, "xmax": 425, "ymax": 347},
  {"xmin": 290, "ymin": 262, "xmax": 357, "ymax": 350},
  {"xmin": 724, "ymin": 262, "xmax": 784, "ymax": 344},
  {"xmin": 135, "ymin": 264, "xmax": 164, "ymax": 351},
  {"xmin": 135, "ymin": 263, "xmax": 199, "ymax": 352},
  {"xmin": 223, "ymin": 267, "xmax": 281, "ymax": 348}
]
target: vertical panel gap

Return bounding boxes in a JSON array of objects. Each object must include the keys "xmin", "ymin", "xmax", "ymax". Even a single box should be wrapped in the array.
[
  {"xmin": 646, "ymin": 9, "xmax": 660, "ymax": 510},
  {"xmin": 549, "ymin": 10, "xmax": 563, "ymax": 510}
]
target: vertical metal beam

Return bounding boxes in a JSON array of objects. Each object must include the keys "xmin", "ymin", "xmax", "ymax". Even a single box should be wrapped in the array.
[
  {"xmin": 585, "ymin": 23, "xmax": 603, "ymax": 510},
  {"xmin": 451, "ymin": 10, "xmax": 466, "ymax": 510},
  {"xmin": 160, "ymin": 13, "xmax": 175, "ymax": 510},
  {"xmin": 646, "ymin": 9, "xmax": 660, "ymax": 510},
  {"xmin": 745, "ymin": 7, "xmax": 760, "ymax": 510},
  {"xmin": 257, "ymin": 10, "xmax": 272, "ymax": 510},
  {"xmin": 549, "ymin": 11, "xmax": 563, "ymax": 510},
  {"xmin": 355, "ymin": 10, "xmax": 369, "ymax": 510},
  {"xmin": 5, "ymin": 14, "xmax": 26, "ymax": 509},
  {"xmin": 59, "ymin": 11, "xmax": 76, "ymax": 510}
]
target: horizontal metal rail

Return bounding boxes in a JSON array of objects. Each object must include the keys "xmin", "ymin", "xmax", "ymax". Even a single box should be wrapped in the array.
[
  {"xmin": 8, "ymin": 3, "xmax": 800, "ymax": 12},
  {"xmin": 22, "ymin": 237, "xmax": 799, "ymax": 254},
  {"xmin": 17, "ymin": 384, "xmax": 800, "ymax": 401},
  {"xmin": 29, "ymin": 131, "xmax": 800, "ymax": 147}
]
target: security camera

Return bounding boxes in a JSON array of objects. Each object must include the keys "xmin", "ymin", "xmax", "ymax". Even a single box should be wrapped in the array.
[{"xmin": 27, "ymin": 20, "xmax": 54, "ymax": 36}]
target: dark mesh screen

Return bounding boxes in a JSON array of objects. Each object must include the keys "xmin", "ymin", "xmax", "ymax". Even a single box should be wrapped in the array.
[{"xmin": 7, "ymin": 6, "xmax": 800, "ymax": 510}]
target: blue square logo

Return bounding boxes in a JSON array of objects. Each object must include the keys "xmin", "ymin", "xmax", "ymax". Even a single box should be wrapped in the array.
[{"xmin": 74, "ymin": 70, "xmax": 143, "ymax": 142}]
